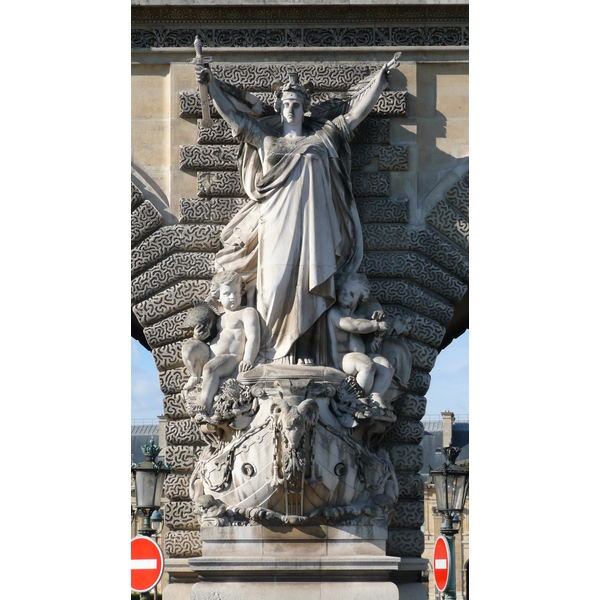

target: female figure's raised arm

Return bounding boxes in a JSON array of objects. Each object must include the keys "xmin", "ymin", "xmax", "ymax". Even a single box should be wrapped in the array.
[
  {"xmin": 195, "ymin": 65, "xmax": 242, "ymax": 130},
  {"xmin": 341, "ymin": 66, "xmax": 390, "ymax": 132},
  {"xmin": 195, "ymin": 65, "xmax": 267, "ymax": 148}
]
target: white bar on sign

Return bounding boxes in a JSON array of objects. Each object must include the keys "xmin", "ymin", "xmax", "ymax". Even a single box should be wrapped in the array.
[
  {"xmin": 435, "ymin": 559, "xmax": 447, "ymax": 569},
  {"xmin": 132, "ymin": 559, "xmax": 157, "ymax": 570}
]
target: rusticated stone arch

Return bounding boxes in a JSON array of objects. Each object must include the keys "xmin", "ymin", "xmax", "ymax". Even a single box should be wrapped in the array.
[{"xmin": 131, "ymin": 161, "xmax": 468, "ymax": 561}]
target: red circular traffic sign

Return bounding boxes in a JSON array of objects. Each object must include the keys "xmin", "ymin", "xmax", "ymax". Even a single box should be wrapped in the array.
[
  {"xmin": 131, "ymin": 536, "xmax": 164, "ymax": 593},
  {"xmin": 433, "ymin": 535, "xmax": 451, "ymax": 592}
]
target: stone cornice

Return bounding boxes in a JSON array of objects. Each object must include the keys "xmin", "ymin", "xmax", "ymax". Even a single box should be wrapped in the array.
[
  {"xmin": 132, "ymin": 4, "xmax": 468, "ymax": 49},
  {"xmin": 132, "ymin": 5, "xmax": 469, "ymax": 25}
]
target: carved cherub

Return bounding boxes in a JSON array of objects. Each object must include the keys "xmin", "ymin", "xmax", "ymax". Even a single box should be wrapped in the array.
[
  {"xmin": 182, "ymin": 271, "xmax": 260, "ymax": 413},
  {"xmin": 327, "ymin": 273, "xmax": 394, "ymax": 413}
]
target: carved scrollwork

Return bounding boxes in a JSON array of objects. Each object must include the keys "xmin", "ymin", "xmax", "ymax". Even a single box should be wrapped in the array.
[
  {"xmin": 131, "ymin": 201, "xmax": 163, "ymax": 246},
  {"xmin": 166, "ymin": 418, "xmax": 204, "ymax": 445},
  {"xmin": 134, "ymin": 278, "xmax": 215, "ymax": 328},
  {"xmin": 362, "ymin": 251, "xmax": 467, "ymax": 304},
  {"xmin": 351, "ymin": 145, "xmax": 408, "ymax": 171},
  {"xmin": 164, "ymin": 530, "xmax": 202, "ymax": 558},
  {"xmin": 165, "ymin": 501, "xmax": 200, "ymax": 530},
  {"xmin": 180, "ymin": 197, "xmax": 250, "ymax": 225},
  {"xmin": 426, "ymin": 200, "xmax": 469, "ymax": 252},
  {"xmin": 144, "ymin": 311, "xmax": 193, "ymax": 349},
  {"xmin": 131, "ymin": 182, "xmax": 144, "ymax": 210},
  {"xmin": 388, "ymin": 443, "xmax": 423, "ymax": 472},
  {"xmin": 164, "ymin": 473, "xmax": 192, "ymax": 501},
  {"xmin": 131, "ymin": 253, "xmax": 214, "ymax": 304},
  {"xmin": 152, "ymin": 341, "xmax": 184, "ymax": 371},
  {"xmin": 351, "ymin": 173, "xmax": 390, "ymax": 198},
  {"xmin": 165, "ymin": 443, "xmax": 198, "ymax": 472},
  {"xmin": 395, "ymin": 472, "xmax": 425, "ymax": 500},
  {"xmin": 163, "ymin": 393, "xmax": 189, "ymax": 421},
  {"xmin": 387, "ymin": 528, "xmax": 425, "ymax": 557},
  {"xmin": 368, "ymin": 279, "xmax": 454, "ymax": 324},
  {"xmin": 133, "ymin": 26, "xmax": 468, "ymax": 49},
  {"xmin": 388, "ymin": 500, "xmax": 424, "ymax": 529},
  {"xmin": 180, "ymin": 145, "xmax": 239, "ymax": 171},
  {"xmin": 198, "ymin": 171, "xmax": 245, "ymax": 197},
  {"xmin": 159, "ymin": 367, "xmax": 187, "ymax": 395},
  {"xmin": 382, "ymin": 418, "xmax": 424, "ymax": 445}
]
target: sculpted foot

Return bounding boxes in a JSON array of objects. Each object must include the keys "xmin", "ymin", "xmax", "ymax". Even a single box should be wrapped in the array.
[
  {"xmin": 370, "ymin": 392, "xmax": 392, "ymax": 411},
  {"xmin": 297, "ymin": 357, "xmax": 314, "ymax": 365},
  {"xmin": 184, "ymin": 375, "xmax": 200, "ymax": 391},
  {"xmin": 197, "ymin": 395, "xmax": 213, "ymax": 413}
]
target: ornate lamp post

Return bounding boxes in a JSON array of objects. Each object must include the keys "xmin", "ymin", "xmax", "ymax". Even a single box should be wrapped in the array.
[
  {"xmin": 131, "ymin": 438, "xmax": 171, "ymax": 537},
  {"xmin": 429, "ymin": 446, "xmax": 469, "ymax": 600}
]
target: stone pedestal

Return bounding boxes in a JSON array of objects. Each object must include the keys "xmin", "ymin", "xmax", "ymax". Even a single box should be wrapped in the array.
[{"xmin": 184, "ymin": 525, "xmax": 427, "ymax": 600}]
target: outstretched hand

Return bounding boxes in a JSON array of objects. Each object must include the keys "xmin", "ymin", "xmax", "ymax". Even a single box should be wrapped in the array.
[
  {"xmin": 238, "ymin": 360, "xmax": 254, "ymax": 373},
  {"xmin": 381, "ymin": 66, "xmax": 391, "ymax": 90},
  {"xmin": 195, "ymin": 64, "xmax": 213, "ymax": 85}
]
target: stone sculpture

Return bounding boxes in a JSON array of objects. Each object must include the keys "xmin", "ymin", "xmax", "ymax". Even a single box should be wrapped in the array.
[
  {"xmin": 182, "ymin": 271, "xmax": 260, "ymax": 413},
  {"xmin": 327, "ymin": 272, "xmax": 394, "ymax": 417},
  {"xmin": 183, "ymin": 47, "xmax": 413, "ymax": 528}
]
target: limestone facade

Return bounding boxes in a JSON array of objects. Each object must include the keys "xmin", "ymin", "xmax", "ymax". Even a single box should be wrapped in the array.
[{"xmin": 131, "ymin": 2, "xmax": 468, "ymax": 596}]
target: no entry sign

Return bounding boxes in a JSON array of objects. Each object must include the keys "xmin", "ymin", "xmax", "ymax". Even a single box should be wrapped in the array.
[
  {"xmin": 131, "ymin": 536, "xmax": 164, "ymax": 593},
  {"xmin": 433, "ymin": 535, "xmax": 451, "ymax": 592}
]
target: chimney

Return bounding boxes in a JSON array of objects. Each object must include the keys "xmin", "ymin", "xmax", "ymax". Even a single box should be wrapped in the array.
[{"xmin": 441, "ymin": 411, "xmax": 455, "ymax": 448}]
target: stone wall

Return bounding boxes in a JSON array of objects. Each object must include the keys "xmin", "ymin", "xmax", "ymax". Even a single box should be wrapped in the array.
[{"xmin": 131, "ymin": 0, "xmax": 468, "ymax": 582}]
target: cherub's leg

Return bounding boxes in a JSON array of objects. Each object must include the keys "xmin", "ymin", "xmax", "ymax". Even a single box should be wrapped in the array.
[
  {"xmin": 342, "ymin": 352, "xmax": 376, "ymax": 395},
  {"xmin": 370, "ymin": 355, "xmax": 395, "ymax": 410},
  {"xmin": 198, "ymin": 354, "xmax": 239, "ymax": 411},
  {"xmin": 182, "ymin": 340, "xmax": 210, "ymax": 390},
  {"xmin": 371, "ymin": 355, "xmax": 394, "ymax": 395}
]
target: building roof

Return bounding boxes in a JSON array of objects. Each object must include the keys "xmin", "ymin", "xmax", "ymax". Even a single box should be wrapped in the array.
[
  {"xmin": 420, "ymin": 419, "xmax": 469, "ymax": 479},
  {"xmin": 131, "ymin": 424, "xmax": 159, "ymax": 464}
]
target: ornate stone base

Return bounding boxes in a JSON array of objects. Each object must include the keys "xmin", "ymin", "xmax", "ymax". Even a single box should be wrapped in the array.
[{"xmin": 179, "ymin": 525, "xmax": 427, "ymax": 600}]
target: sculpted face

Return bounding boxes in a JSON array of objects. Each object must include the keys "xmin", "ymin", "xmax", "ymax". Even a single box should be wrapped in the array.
[
  {"xmin": 219, "ymin": 282, "xmax": 242, "ymax": 311},
  {"xmin": 281, "ymin": 91, "xmax": 304, "ymax": 126},
  {"xmin": 337, "ymin": 280, "xmax": 363, "ymax": 310}
]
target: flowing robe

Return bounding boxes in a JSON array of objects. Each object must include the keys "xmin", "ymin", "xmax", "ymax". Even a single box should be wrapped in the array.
[{"xmin": 215, "ymin": 114, "xmax": 363, "ymax": 362}]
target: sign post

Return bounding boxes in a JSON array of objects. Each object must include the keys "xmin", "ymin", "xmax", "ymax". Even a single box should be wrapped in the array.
[
  {"xmin": 131, "ymin": 536, "xmax": 164, "ymax": 596},
  {"xmin": 433, "ymin": 535, "xmax": 452, "ymax": 597}
]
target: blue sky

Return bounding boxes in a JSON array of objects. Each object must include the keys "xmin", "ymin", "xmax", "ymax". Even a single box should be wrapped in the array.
[{"xmin": 131, "ymin": 330, "xmax": 468, "ymax": 421}]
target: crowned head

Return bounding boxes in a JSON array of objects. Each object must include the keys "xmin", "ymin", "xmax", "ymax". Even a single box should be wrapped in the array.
[{"xmin": 274, "ymin": 73, "xmax": 312, "ymax": 114}]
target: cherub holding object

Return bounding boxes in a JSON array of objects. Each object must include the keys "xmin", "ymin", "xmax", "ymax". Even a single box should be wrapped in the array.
[
  {"xmin": 327, "ymin": 273, "xmax": 394, "ymax": 412},
  {"xmin": 181, "ymin": 271, "xmax": 260, "ymax": 413}
]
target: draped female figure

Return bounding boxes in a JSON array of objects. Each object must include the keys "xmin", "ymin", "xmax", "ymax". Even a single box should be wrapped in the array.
[{"xmin": 198, "ymin": 64, "xmax": 392, "ymax": 364}]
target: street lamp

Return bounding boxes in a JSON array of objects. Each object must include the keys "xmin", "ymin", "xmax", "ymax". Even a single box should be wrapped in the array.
[
  {"xmin": 131, "ymin": 438, "xmax": 171, "ymax": 537},
  {"xmin": 429, "ymin": 446, "xmax": 469, "ymax": 600}
]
